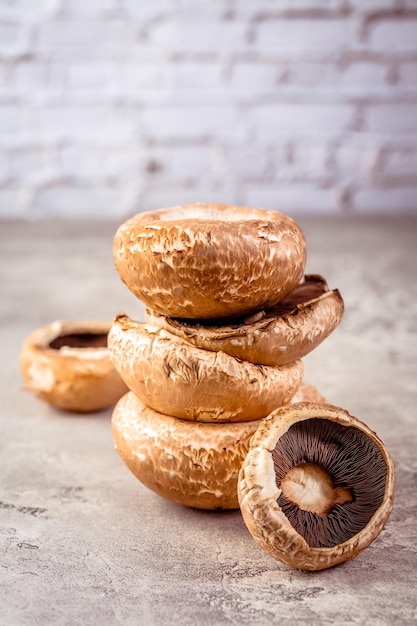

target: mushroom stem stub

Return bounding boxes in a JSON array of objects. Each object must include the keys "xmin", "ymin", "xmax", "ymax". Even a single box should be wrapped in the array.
[{"xmin": 280, "ymin": 463, "xmax": 353, "ymax": 516}]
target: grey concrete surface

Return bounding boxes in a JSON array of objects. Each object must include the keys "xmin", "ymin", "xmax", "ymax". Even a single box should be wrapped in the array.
[{"xmin": 1, "ymin": 216, "xmax": 416, "ymax": 626}]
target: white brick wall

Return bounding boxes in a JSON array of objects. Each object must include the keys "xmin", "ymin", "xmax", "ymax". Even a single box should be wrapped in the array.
[{"xmin": 0, "ymin": 0, "xmax": 417, "ymax": 218}]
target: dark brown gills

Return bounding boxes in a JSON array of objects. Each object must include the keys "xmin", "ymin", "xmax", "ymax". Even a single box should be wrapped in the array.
[
  {"xmin": 49, "ymin": 333, "xmax": 108, "ymax": 349},
  {"xmin": 272, "ymin": 418, "xmax": 387, "ymax": 548}
]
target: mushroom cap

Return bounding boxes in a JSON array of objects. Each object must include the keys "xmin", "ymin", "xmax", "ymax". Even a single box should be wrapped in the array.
[
  {"xmin": 238, "ymin": 403, "xmax": 395, "ymax": 571},
  {"xmin": 112, "ymin": 391, "xmax": 260, "ymax": 510},
  {"xmin": 113, "ymin": 203, "xmax": 307, "ymax": 319},
  {"xmin": 108, "ymin": 313, "xmax": 303, "ymax": 422},
  {"xmin": 20, "ymin": 320, "xmax": 128, "ymax": 413},
  {"xmin": 145, "ymin": 275, "xmax": 344, "ymax": 366},
  {"xmin": 111, "ymin": 383, "xmax": 325, "ymax": 510}
]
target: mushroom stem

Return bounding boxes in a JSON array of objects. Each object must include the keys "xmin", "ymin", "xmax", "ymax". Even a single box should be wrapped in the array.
[{"xmin": 280, "ymin": 462, "xmax": 353, "ymax": 516}]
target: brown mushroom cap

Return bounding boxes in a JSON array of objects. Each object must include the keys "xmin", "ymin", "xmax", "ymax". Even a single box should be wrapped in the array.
[
  {"xmin": 112, "ymin": 391, "xmax": 260, "ymax": 510},
  {"xmin": 238, "ymin": 403, "xmax": 395, "ymax": 571},
  {"xmin": 113, "ymin": 203, "xmax": 307, "ymax": 319},
  {"xmin": 108, "ymin": 314, "xmax": 303, "ymax": 423},
  {"xmin": 145, "ymin": 275, "xmax": 344, "ymax": 366},
  {"xmin": 112, "ymin": 383, "xmax": 325, "ymax": 510},
  {"xmin": 20, "ymin": 320, "xmax": 128, "ymax": 413}
]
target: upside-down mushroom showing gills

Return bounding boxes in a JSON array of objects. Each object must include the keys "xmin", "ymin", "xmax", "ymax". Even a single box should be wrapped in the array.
[
  {"xmin": 20, "ymin": 320, "xmax": 128, "ymax": 413},
  {"xmin": 238, "ymin": 403, "xmax": 395, "ymax": 571},
  {"xmin": 145, "ymin": 274, "xmax": 344, "ymax": 366}
]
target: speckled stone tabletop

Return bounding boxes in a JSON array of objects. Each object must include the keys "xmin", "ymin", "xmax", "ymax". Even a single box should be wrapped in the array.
[{"xmin": 1, "ymin": 216, "xmax": 416, "ymax": 626}]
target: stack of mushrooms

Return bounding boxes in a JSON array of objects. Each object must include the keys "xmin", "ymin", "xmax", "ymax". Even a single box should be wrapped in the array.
[{"xmin": 110, "ymin": 203, "xmax": 395, "ymax": 571}]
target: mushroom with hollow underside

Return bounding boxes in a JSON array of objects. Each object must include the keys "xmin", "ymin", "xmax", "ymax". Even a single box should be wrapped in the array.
[
  {"xmin": 145, "ymin": 274, "xmax": 344, "ymax": 367},
  {"xmin": 238, "ymin": 403, "xmax": 395, "ymax": 571},
  {"xmin": 20, "ymin": 320, "xmax": 128, "ymax": 413}
]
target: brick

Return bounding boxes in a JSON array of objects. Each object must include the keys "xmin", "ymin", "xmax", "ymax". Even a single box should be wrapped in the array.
[
  {"xmin": 68, "ymin": 62, "xmax": 170, "ymax": 90},
  {"xmin": 0, "ymin": 62, "xmax": 8, "ymax": 90},
  {"xmin": 60, "ymin": 143, "xmax": 144, "ymax": 180},
  {"xmin": 0, "ymin": 151, "xmax": 10, "ymax": 182},
  {"xmin": 382, "ymin": 149, "xmax": 417, "ymax": 180},
  {"xmin": 37, "ymin": 20, "xmax": 136, "ymax": 61},
  {"xmin": 144, "ymin": 145, "xmax": 213, "ymax": 181},
  {"xmin": 0, "ymin": 20, "xmax": 30, "ymax": 59},
  {"xmin": 398, "ymin": 62, "xmax": 417, "ymax": 85},
  {"xmin": 148, "ymin": 19, "xmax": 248, "ymax": 54},
  {"xmin": 0, "ymin": 106, "xmax": 25, "ymax": 135},
  {"xmin": 340, "ymin": 62, "xmax": 386, "ymax": 87},
  {"xmin": 225, "ymin": 144, "xmax": 271, "ymax": 179},
  {"xmin": 123, "ymin": 0, "xmax": 174, "ymax": 21},
  {"xmin": 34, "ymin": 185, "xmax": 123, "ymax": 218},
  {"xmin": 122, "ymin": 63, "xmax": 169, "ymax": 89},
  {"xmin": 0, "ymin": 21, "xmax": 20, "ymax": 44},
  {"xmin": 104, "ymin": 146, "xmax": 145, "ymax": 179},
  {"xmin": 286, "ymin": 61, "xmax": 339, "ymax": 86},
  {"xmin": 256, "ymin": 19, "xmax": 356, "ymax": 55},
  {"xmin": 235, "ymin": 0, "xmax": 346, "ymax": 16},
  {"xmin": 251, "ymin": 104, "xmax": 353, "ymax": 140},
  {"xmin": 230, "ymin": 62, "xmax": 279, "ymax": 90},
  {"xmin": 353, "ymin": 187, "xmax": 417, "ymax": 213},
  {"xmin": 0, "ymin": 188, "xmax": 27, "ymax": 218},
  {"xmin": 347, "ymin": 0, "xmax": 395, "ymax": 10},
  {"xmin": 272, "ymin": 141, "xmax": 329, "ymax": 180},
  {"xmin": 369, "ymin": 19, "xmax": 417, "ymax": 52},
  {"xmin": 59, "ymin": 0, "xmax": 120, "ymax": 17},
  {"xmin": 141, "ymin": 105, "xmax": 243, "ymax": 141},
  {"xmin": 243, "ymin": 183, "xmax": 337, "ymax": 213},
  {"xmin": 10, "ymin": 147, "xmax": 59, "ymax": 184},
  {"xmin": 175, "ymin": 0, "xmax": 234, "ymax": 19},
  {"xmin": 13, "ymin": 62, "xmax": 50, "ymax": 93},
  {"xmin": 67, "ymin": 63, "xmax": 116, "ymax": 89},
  {"xmin": 127, "ymin": 0, "xmax": 230, "ymax": 20},
  {"xmin": 367, "ymin": 104, "xmax": 417, "ymax": 134},
  {"xmin": 334, "ymin": 140, "xmax": 380, "ymax": 179},
  {"xmin": 59, "ymin": 145, "xmax": 103, "ymax": 180},
  {"xmin": 36, "ymin": 106, "xmax": 137, "ymax": 142},
  {"xmin": 0, "ymin": 1, "xmax": 60, "ymax": 17},
  {"xmin": 170, "ymin": 61, "xmax": 223, "ymax": 89}
]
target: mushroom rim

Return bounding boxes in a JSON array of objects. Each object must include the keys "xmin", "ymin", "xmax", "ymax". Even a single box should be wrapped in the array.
[
  {"xmin": 145, "ymin": 275, "xmax": 343, "ymax": 333},
  {"xmin": 238, "ymin": 403, "xmax": 395, "ymax": 564},
  {"xmin": 116, "ymin": 203, "xmax": 304, "ymax": 227},
  {"xmin": 112, "ymin": 391, "xmax": 262, "ymax": 510},
  {"xmin": 23, "ymin": 320, "xmax": 111, "ymax": 360},
  {"xmin": 108, "ymin": 313, "xmax": 304, "ymax": 423}
]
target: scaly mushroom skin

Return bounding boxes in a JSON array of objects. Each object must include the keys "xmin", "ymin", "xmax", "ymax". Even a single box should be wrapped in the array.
[
  {"xmin": 20, "ymin": 321, "xmax": 128, "ymax": 413},
  {"xmin": 113, "ymin": 203, "xmax": 307, "ymax": 319},
  {"xmin": 112, "ymin": 384, "xmax": 325, "ymax": 510},
  {"xmin": 108, "ymin": 314, "xmax": 303, "ymax": 422},
  {"xmin": 238, "ymin": 403, "xmax": 395, "ymax": 571},
  {"xmin": 145, "ymin": 275, "xmax": 344, "ymax": 366}
]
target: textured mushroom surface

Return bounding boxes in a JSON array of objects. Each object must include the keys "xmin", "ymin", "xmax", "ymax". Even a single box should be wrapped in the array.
[
  {"xmin": 20, "ymin": 320, "xmax": 128, "ymax": 413},
  {"xmin": 108, "ymin": 313, "xmax": 303, "ymax": 422},
  {"xmin": 112, "ymin": 392, "xmax": 260, "ymax": 510},
  {"xmin": 111, "ymin": 383, "xmax": 324, "ymax": 510},
  {"xmin": 113, "ymin": 203, "xmax": 307, "ymax": 319},
  {"xmin": 145, "ymin": 275, "xmax": 344, "ymax": 366},
  {"xmin": 238, "ymin": 403, "xmax": 395, "ymax": 571}
]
